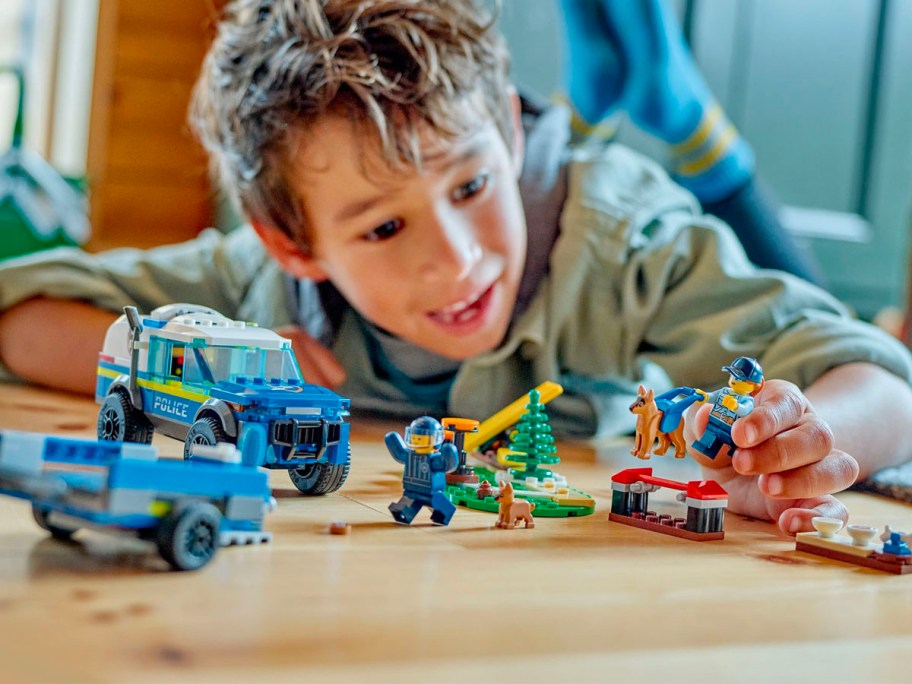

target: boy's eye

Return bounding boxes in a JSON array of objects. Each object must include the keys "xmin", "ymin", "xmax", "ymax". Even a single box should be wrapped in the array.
[
  {"xmin": 362, "ymin": 218, "xmax": 403, "ymax": 242},
  {"xmin": 452, "ymin": 171, "xmax": 490, "ymax": 202}
]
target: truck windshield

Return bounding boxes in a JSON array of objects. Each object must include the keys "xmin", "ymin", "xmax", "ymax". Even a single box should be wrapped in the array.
[{"xmin": 200, "ymin": 345, "xmax": 303, "ymax": 383}]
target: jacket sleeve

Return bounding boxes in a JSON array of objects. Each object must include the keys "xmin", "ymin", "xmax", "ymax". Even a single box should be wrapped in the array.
[
  {"xmin": 547, "ymin": 145, "xmax": 912, "ymax": 424},
  {"xmin": 626, "ymin": 209, "xmax": 912, "ymax": 391},
  {"xmin": 0, "ymin": 226, "xmax": 295, "ymax": 322},
  {"xmin": 0, "ymin": 226, "xmax": 296, "ymax": 381}
]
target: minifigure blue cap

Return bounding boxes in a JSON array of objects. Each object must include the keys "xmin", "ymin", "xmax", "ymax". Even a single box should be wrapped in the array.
[{"xmin": 722, "ymin": 356, "xmax": 764, "ymax": 384}]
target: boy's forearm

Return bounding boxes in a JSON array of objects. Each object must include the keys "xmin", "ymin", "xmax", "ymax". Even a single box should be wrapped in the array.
[
  {"xmin": 804, "ymin": 362, "xmax": 912, "ymax": 478},
  {"xmin": 0, "ymin": 298, "xmax": 117, "ymax": 396}
]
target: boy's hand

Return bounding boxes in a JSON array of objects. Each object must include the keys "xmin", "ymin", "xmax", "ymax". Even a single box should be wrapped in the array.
[
  {"xmin": 273, "ymin": 325, "xmax": 346, "ymax": 389},
  {"xmin": 685, "ymin": 380, "xmax": 859, "ymax": 536}
]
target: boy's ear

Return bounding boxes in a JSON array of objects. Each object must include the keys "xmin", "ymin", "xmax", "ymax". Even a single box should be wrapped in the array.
[
  {"xmin": 251, "ymin": 220, "xmax": 329, "ymax": 282},
  {"xmin": 507, "ymin": 86, "xmax": 525, "ymax": 177}
]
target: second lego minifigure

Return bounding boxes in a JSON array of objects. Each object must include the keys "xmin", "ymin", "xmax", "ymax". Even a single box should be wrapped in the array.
[
  {"xmin": 387, "ymin": 416, "xmax": 459, "ymax": 526},
  {"xmin": 691, "ymin": 356, "xmax": 765, "ymax": 459}
]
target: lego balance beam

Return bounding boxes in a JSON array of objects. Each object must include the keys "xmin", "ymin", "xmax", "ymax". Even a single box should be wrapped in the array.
[{"xmin": 464, "ymin": 381, "xmax": 563, "ymax": 453}]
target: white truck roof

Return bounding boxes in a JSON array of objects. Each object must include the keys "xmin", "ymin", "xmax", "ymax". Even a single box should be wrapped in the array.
[{"xmin": 100, "ymin": 304, "xmax": 290, "ymax": 361}]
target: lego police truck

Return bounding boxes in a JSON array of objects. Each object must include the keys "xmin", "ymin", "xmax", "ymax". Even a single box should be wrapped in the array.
[{"xmin": 95, "ymin": 304, "xmax": 351, "ymax": 495}]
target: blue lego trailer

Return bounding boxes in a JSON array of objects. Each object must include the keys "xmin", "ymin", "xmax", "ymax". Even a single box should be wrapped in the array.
[
  {"xmin": 94, "ymin": 304, "xmax": 351, "ymax": 495},
  {"xmin": 0, "ymin": 430, "xmax": 275, "ymax": 571}
]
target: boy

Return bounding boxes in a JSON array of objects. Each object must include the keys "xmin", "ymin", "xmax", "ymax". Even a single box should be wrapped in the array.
[{"xmin": 1, "ymin": 0, "xmax": 911, "ymax": 535}]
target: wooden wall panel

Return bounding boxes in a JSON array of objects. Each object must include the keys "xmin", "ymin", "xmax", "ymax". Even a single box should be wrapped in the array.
[
  {"xmin": 89, "ymin": 182, "xmax": 215, "ymax": 251},
  {"xmin": 86, "ymin": 0, "xmax": 224, "ymax": 252}
]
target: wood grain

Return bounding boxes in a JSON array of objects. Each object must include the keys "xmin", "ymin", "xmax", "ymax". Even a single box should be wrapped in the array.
[
  {"xmin": 0, "ymin": 384, "xmax": 910, "ymax": 683},
  {"xmin": 86, "ymin": 0, "xmax": 223, "ymax": 252}
]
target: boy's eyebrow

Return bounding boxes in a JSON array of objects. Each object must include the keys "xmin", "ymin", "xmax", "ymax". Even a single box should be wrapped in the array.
[
  {"xmin": 333, "ymin": 140, "xmax": 487, "ymax": 224},
  {"xmin": 423, "ymin": 139, "xmax": 487, "ymax": 170},
  {"xmin": 334, "ymin": 192, "xmax": 388, "ymax": 224}
]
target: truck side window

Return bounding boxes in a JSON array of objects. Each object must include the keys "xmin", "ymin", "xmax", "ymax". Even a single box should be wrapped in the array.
[
  {"xmin": 169, "ymin": 345, "xmax": 185, "ymax": 378},
  {"xmin": 148, "ymin": 336, "xmax": 167, "ymax": 378},
  {"xmin": 181, "ymin": 346, "xmax": 213, "ymax": 386}
]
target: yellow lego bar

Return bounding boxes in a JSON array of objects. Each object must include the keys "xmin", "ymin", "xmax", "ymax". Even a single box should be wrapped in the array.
[{"xmin": 464, "ymin": 381, "xmax": 563, "ymax": 453}]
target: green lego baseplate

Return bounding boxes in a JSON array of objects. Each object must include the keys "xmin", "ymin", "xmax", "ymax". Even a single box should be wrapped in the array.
[{"xmin": 445, "ymin": 466, "xmax": 595, "ymax": 518}]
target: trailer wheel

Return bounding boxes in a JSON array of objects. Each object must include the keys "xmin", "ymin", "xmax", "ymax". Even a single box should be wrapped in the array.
[
  {"xmin": 289, "ymin": 445, "xmax": 351, "ymax": 495},
  {"xmin": 184, "ymin": 416, "xmax": 230, "ymax": 460},
  {"xmin": 32, "ymin": 505, "xmax": 78, "ymax": 540},
  {"xmin": 98, "ymin": 389, "xmax": 153, "ymax": 444},
  {"xmin": 156, "ymin": 502, "xmax": 221, "ymax": 571}
]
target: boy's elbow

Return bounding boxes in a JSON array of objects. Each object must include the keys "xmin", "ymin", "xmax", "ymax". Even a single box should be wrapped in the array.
[{"xmin": 0, "ymin": 298, "xmax": 114, "ymax": 396}]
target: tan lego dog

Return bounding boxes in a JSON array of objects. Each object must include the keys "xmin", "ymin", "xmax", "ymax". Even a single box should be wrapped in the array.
[
  {"xmin": 629, "ymin": 385, "xmax": 687, "ymax": 459},
  {"xmin": 495, "ymin": 480, "xmax": 535, "ymax": 529}
]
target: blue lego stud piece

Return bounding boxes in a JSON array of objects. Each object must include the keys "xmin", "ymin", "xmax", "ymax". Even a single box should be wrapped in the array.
[
  {"xmin": 387, "ymin": 416, "xmax": 459, "ymax": 526},
  {"xmin": 881, "ymin": 526, "xmax": 912, "ymax": 557},
  {"xmin": 691, "ymin": 356, "xmax": 764, "ymax": 460}
]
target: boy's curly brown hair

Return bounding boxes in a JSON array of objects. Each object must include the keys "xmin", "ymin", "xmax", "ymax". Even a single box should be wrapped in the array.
[{"xmin": 190, "ymin": 0, "xmax": 512, "ymax": 248}]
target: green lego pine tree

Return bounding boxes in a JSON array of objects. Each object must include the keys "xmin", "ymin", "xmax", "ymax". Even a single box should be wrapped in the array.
[{"xmin": 507, "ymin": 389, "xmax": 560, "ymax": 480}]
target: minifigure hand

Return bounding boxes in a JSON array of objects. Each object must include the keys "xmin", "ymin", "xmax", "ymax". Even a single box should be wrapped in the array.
[
  {"xmin": 686, "ymin": 380, "xmax": 859, "ymax": 536},
  {"xmin": 721, "ymin": 394, "xmax": 738, "ymax": 412},
  {"xmin": 273, "ymin": 325, "xmax": 346, "ymax": 389}
]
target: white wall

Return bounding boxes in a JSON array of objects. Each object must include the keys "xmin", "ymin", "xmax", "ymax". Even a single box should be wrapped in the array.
[{"xmin": 0, "ymin": 0, "xmax": 97, "ymax": 177}]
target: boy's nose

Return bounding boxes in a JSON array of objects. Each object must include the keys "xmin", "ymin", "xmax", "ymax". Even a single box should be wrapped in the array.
[{"xmin": 419, "ymin": 213, "xmax": 482, "ymax": 283}]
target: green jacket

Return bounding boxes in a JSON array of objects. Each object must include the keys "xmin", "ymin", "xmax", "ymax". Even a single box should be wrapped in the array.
[{"xmin": 2, "ymin": 144, "xmax": 910, "ymax": 437}]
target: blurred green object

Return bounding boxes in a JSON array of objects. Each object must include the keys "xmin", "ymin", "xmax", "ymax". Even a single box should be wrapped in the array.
[{"xmin": 0, "ymin": 63, "xmax": 90, "ymax": 262}]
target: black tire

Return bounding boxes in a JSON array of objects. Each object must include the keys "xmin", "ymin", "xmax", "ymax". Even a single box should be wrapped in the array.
[
  {"xmin": 97, "ymin": 389, "xmax": 153, "ymax": 444},
  {"xmin": 155, "ymin": 501, "xmax": 221, "ymax": 571},
  {"xmin": 32, "ymin": 505, "xmax": 77, "ymax": 540},
  {"xmin": 184, "ymin": 416, "xmax": 230, "ymax": 460},
  {"xmin": 288, "ymin": 445, "xmax": 351, "ymax": 495}
]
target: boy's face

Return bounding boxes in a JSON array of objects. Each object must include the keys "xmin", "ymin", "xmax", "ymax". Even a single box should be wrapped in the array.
[{"xmin": 261, "ymin": 106, "xmax": 528, "ymax": 362}]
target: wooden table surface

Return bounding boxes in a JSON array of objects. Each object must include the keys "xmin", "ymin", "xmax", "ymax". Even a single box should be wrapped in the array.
[{"xmin": 1, "ymin": 384, "xmax": 911, "ymax": 684}]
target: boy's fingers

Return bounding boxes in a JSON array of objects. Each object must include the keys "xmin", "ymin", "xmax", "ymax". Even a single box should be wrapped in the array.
[
  {"xmin": 757, "ymin": 450, "xmax": 859, "ymax": 500},
  {"xmin": 299, "ymin": 342, "xmax": 347, "ymax": 388},
  {"xmin": 733, "ymin": 380, "xmax": 808, "ymax": 447},
  {"xmin": 776, "ymin": 496, "xmax": 849, "ymax": 536},
  {"xmin": 731, "ymin": 416, "xmax": 834, "ymax": 475},
  {"xmin": 682, "ymin": 402, "xmax": 710, "ymax": 443}
]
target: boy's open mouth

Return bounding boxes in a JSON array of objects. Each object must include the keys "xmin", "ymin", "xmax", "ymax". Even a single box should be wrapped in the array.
[{"xmin": 427, "ymin": 283, "xmax": 496, "ymax": 328}]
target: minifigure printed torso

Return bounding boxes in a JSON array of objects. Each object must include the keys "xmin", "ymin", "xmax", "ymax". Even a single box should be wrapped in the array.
[
  {"xmin": 707, "ymin": 387, "xmax": 755, "ymax": 428},
  {"xmin": 387, "ymin": 433, "xmax": 458, "ymax": 497}
]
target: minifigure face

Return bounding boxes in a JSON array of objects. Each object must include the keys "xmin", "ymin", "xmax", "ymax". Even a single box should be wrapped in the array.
[
  {"xmin": 407, "ymin": 433, "xmax": 436, "ymax": 454},
  {"xmin": 729, "ymin": 377, "xmax": 760, "ymax": 395},
  {"xmin": 262, "ymin": 103, "xmax": 527, "ymax": 362}
]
